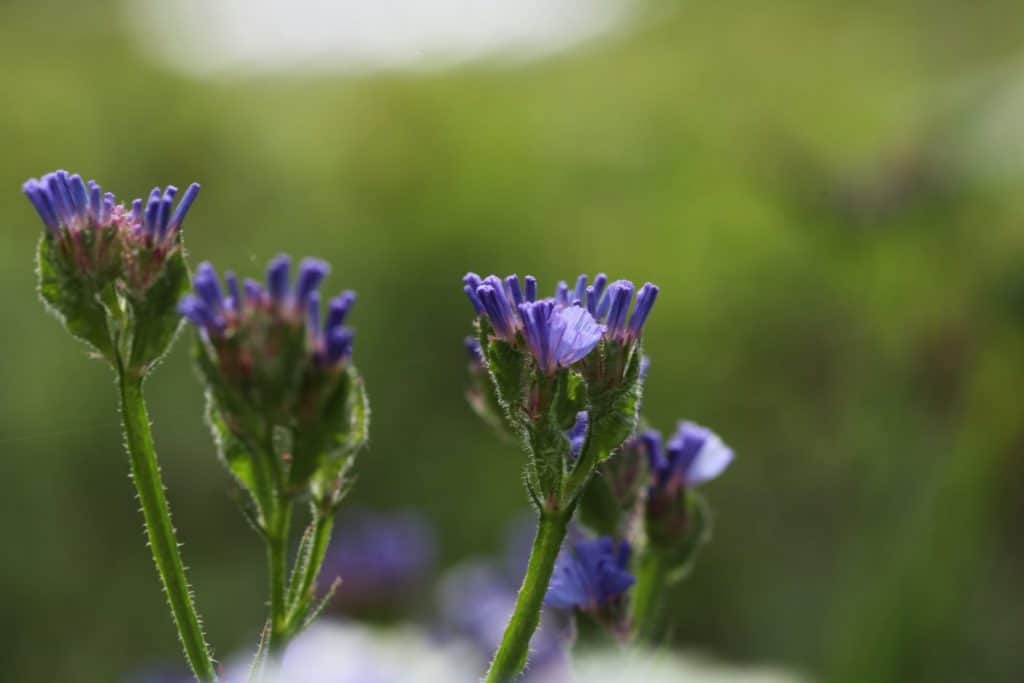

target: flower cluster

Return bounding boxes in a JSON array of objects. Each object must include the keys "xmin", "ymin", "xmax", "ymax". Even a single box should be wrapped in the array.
[
  {"xmin": 24, "ymin": 170, "xmax": 202, "ymax": 372},
  {"xmin": 462, "ymin": 271, "xmax": 660, "ymax": 514},
  {"xmin": 546, "ymin": 536, "xmax": 635, "ymax": 629},
  {"xmin": 179, "ymin": 256, "xmax": 356, "ymax": 375},
  {"xmin": 463, "ymin": 272, "xmax": 658, "ymax": 373},
  {"xmin": 183, "ymin": 254, "xmax": 367, "ymax": 512},
  {"xmin": 23, "ymin": 169, "xmax": 200, "ymax": 291}
]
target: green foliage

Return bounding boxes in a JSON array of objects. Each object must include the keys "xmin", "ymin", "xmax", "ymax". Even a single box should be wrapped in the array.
[
  {"xmin": 36, "ymin": 236, "xmax": 115, "ymax": 362},
  {"xmin": 126, "ymin": 248, "xmax": 190, "ymax": 373}
]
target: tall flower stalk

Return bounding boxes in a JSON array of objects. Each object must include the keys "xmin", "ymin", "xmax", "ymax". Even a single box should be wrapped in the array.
[
  {"xmin": 23, "ymin": 171, "xmax": 217, "ymax": 681},
  {"xmin": 180, "ymin": 255, "xmax": 369, "ymax": 660},
  {"xmin": 462, "ymin": 272, "xmax": 657, "ymax": 681}
]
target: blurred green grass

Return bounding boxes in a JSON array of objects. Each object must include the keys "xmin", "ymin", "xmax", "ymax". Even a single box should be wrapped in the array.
[{"xmin": 1, "ymin": 1, "xmax": 1023, "ymax": 681}]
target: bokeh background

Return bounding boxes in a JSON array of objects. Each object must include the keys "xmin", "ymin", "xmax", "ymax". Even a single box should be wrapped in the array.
[{"xmin": 2, "ymin": 0, "xmax": 1024, "ymax": 681}]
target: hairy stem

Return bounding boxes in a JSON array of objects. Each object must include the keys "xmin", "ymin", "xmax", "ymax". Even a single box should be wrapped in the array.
[
  {"xmin": 118, "ymin": 372, "xmax": 218, "ymax": 682},
  {"xmin": 286, "ymin": 510, "xmax": 334, "ymax": 630},
  {"xmin": 485, "ymin": 510, "xmax": 570, "ymax": 682},
  {"xmin": 266, "ymin": 500, "xmax": 294, "ymax": 654},
  {"xmin": 631, "ymin": 549, "xmax": 671, "ymax": 643}
]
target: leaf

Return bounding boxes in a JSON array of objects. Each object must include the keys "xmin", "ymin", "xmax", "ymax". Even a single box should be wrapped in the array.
[
  {"xmin": 206, "ymin": 393, "xmax": 270, "ymax": 527},
  {"xmin": 127, "ymin": 248, "xmax": 190, "ymax": 372},
  {"xmin": 36, "ymin": 236, "xmax": 114, "ymax": 362}
]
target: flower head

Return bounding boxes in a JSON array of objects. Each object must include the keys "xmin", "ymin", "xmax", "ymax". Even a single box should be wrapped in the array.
[
  {"xmin": 23, "ymin": 170, "xmax": 200, "ymax": 290},
  {"xmin": 648, "ymin": 421, "xmax": 734, "ymax": 496},
  {"xmin": 179, "ymin": 255, "xmax": 356, "ymax": 374},
  {"xmin": 182, "ymin": 254, "xmax": 365, "ymax": 510},
  {"xmin": 464, "ymin": 272, "xmax": 606, "ymax": 374},
  {"xmin": 545, "ymin": 536, "xmax": 635, "ymax": 615}
]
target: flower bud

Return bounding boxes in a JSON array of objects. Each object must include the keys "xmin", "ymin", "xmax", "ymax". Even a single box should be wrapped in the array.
[
  {"xmin": 644, "ymin": 422, "xmax": 733, "ymax": 552},
  {"xmin": 24, "ymin": 170, "xmax": 200, "ymax": 371},
  {"xmin": 183, "ymin": 255, "xmax": 368, "ymax": 516}
]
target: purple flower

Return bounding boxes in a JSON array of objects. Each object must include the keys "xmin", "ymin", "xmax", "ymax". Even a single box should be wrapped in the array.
[
  {"xmin": 545, "ymin": 537, "xmax": 635, "ymax": 614},
  {"xmin": 464, "ymin": 335, "xmax": 484, "ymax": 367},
  {"xmin": 23, "ymin": 170, "xmax": 200, "ymax": 246},
  {"xmin": 319, "ymin": 510, "xmax": 436, "ymax": 615},
  {"xmin": 518, "ymin": 300, "xmax": 605, "ymax": 374},
  {"xmin": 178, "ymin": 254, "xmax": 356, "ymax": 369},
  {"xmin": 567, "ymin": 411, "xmax": 588, "ymax": 458},
  {"xmin": 561, "ymin": 274, "xmax": 658, "ymax": 344},
  {"xmin": 23, "ymin": 170, "xmax": 118, "ymax": 235},
  {"xmin": 463, "ymin": 272, "xmax": 539, "ymax": 342},
  {"xmin": 23, "ymin": 170, "xmax": 202, "ymax": 294},
  {"xmin": 648, "ymin": 422, "xmax": 733, "ymax": 496}
]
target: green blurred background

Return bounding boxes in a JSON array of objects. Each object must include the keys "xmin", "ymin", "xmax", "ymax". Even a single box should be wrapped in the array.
[{"xmin": 2, "ymin": 0, "xmax": 1023, "ymax": 680}]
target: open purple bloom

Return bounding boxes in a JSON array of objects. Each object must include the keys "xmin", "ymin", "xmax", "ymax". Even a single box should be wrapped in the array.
[
  {"xmin": 179, "ymin": 254, "xmax": 356, "ymax": 369},
  {"xmin": 545, "ymin": 537, "xmax": 635, "ymax": 613},
  {"xmin": 649, "ymin": 421, "xmax": 734, "ymax": 495},
  {"xmin": 518, "ymin": 300, "xmax": 605, "ymax": 374}
]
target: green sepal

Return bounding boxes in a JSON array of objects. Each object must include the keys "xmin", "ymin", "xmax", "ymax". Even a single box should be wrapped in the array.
[
  {"xmin": 665, "ymin": 492, "xmax": 713, "ymax": 582},
  {"xmin": 646, "ymin": 490, "xmax": 713, "ymax": 579},
  {"xmin": 524, "ymin": 410, "xmax": 573, "ymax": 510},
  {"xmin": 294, "ymin": 365, "xmax": 370, "ymax": 508},
  {"xmin": 126, "ymin": 248, "xmax": 190, "ymax": 373},
  {"xmin": 36, "ymin": 235, "xmax": 115, "ymax": 362},
  {"xmin": 478, "ymin": 319, "xmax": 527, "ymax": 430},
  {"xmin": 586, "ymin": 345, "xmax": 645, "ymax": 460}
]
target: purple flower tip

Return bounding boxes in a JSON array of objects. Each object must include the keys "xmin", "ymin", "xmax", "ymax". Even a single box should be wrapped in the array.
[
  {"xmin": 545, "ymin": 537, "xmax": 635, "ymax": 612},
  {"xmin": 266, "ymin": 254, "xmax": 292, "ymax": 304},
  {"xmin": 295, "ymin": 258, "xmax": 331, "ymax": 306}
]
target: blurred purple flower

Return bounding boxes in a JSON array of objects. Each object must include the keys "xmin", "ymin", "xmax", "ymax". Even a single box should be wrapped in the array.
[
  {"xmin": 545, "ymin": 537, "xmax": 635, "ymax": 614},
  {"xmin": 320, "ymin": 510, "xmax": 436, "ymax": 615},
  {"xmin": 567, "ymin": 411, "xmax": 588, "ymax": 458},
  {"xmin": 648, "ymin": 421, "xmax": 734, "ymax": 496}
]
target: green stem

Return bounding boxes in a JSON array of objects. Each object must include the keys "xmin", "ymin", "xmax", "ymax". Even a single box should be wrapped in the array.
[
  {"xmin": 286, "ymin": 510, "xmax": 334, "ymax": 629},
  {"xmin": 485, "ymin": 511, "xmax": 570, "ymax": 682},
  {"xmin": 631, "ymin": 549, "xmax": 672, "ymax": 643},
  {"xmin": 118, "ymin": 372, "xmax": 218, "ymax": 682},
  {"xmin": 266, "ymin": 501, "xmax": 294, "ymax": 653}
]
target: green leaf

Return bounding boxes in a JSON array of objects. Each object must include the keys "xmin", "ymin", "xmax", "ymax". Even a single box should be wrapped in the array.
[
  {"xmin": 206, "ymin": 393, "xmax": 272, "ymax": 528},
  {"xmin": 291, "ymin": 365, "xmax": 370, "ymax": 505},
  {"xmin": 36, "ymin": 236, "xmax": 114, "ymax": 362},
  {"xmin": 127, "ymin": 248, "xmax": 190, "ymax": 373}
]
